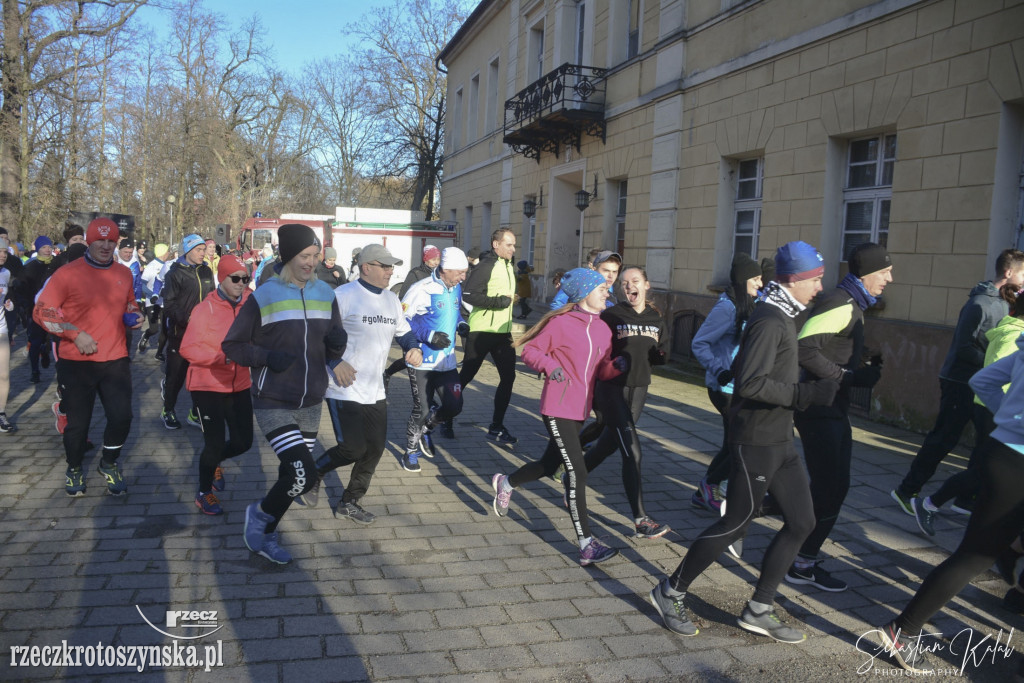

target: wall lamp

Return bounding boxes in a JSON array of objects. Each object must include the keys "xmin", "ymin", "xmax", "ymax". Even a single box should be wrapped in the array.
[
  {"xmin": 523, "ymin": 186, "xmax": 543, "ymax": 218},
  {"xmin": 574, "ymin": 173, "xmax": 599, "ymax": 212}
]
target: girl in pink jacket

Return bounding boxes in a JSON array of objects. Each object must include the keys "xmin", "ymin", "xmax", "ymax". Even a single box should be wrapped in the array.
[{"xmin": 491, "ymin": 268, "xmax": 625, "ymax": 566}]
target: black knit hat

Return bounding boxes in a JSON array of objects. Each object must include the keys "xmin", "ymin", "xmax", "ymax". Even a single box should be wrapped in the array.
[
  {"xmin": 730, "ymin": 252, "xmax": 762, "ymax": 284},
  {"xmin": 277, "ymin": 224, "xmax": 321, "ymax": 265},
  {"xmin": 848, "ymin": 242, "xmax": 891, "ymax": 278}
]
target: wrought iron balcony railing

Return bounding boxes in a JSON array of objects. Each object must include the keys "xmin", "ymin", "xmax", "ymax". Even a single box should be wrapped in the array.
[{"xmin": 503, "ymin": 63, "xmax": 607, "ymax": 162}]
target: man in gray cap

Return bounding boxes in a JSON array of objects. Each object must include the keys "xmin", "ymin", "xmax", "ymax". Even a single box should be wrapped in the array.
[{"xmin": 301, "ymin": 243, "xmax": 423, "ymax": 523}]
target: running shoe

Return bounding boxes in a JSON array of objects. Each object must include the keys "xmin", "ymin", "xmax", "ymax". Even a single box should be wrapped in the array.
[
  {"xmin": 0, "ymin": 412, "xmax": 15, "ymax": 434},
  {"xmin": 30, "ymin": 372, "xmax": 40, "ymax": 383},
  {"xmin": 877, "ymin": 622, "xmax": 934, "ymax": 673},
  {"xmin": 738, "ymin": 604, "xmax": 806, "ymax": 643},
  {"xmin": 333, "ymin": 500, "xmax": 376, "ymax": 525},
  {"xmin": 195, "ymin": 491, "xmax": 223, "ymax": 515},
  {"xmin": 419, "ymin": 430, "xmax": 435, "ymax": 458},
  {"xmin": 720, "ymin": 499, "xmax": 743, "ymax": 559},
  {"xmin": 785, "ymin": 559, "xmax": 847, "ymax": 592},
  {"xmin": 65, "ymin": 467, "xmax": 86, "ymax": 497},
  {"xmin": 211, "ymin": 466, "xmax": 226, "ymax": 492},
  {"xmin": 890, "ymin": 488, "xmax": 916, "ymax": 516},
  {"xmin": 243, "ymin": 502, "xmax": 273, "ymax": 552},
  {"xmin": 137, "ymin": 335, "xmax": 149, "ymax": 353},
  {"xmin": 294, "ymin": 479, "xmax": 320, "ymax": 507},
  {"xmin": 257, "ymin": 532, "xmax": 292, "ymax": 564},
  {"xmin": 579, "ymin": 537, "xmax": 619, "ymax": 566},
  {"xmin": 155, "ymin": 351, "xmax": 165, "ymax": 362},
  {"xmin": 635, "ymin": 516, "xmax": 670, "ymax": 539},
  {"xmin": 161, "ymin": 409, "xmax": 181, "ymax": 430},
  {"xmin": 440, "ymin": 421, "xmax": 455, "ymax": 439},
  {"xmin": 52, "ymin": 401, "xmax": 67, "ymax": 434},
  {"xmin": 186, "ymin": 407, "xmax": 201, "ymax": 429},
  {"xmin": 695, "ymin": 477, "xmax": 716, "ymax": 505},
  {"xmin": 690, "ymin": 489, "xmax": 721, "ymax": 513},
  {"xmin": 401, "ymin": 450, "xmax": 422, "ymax": 473},
  {"xmin": 97, "ymin": 460, "xmax": 127, "ymax": 496},
  {"xmin": 491, "ymin": 473, "xmax": 512, "ymax": 517},
  {"xmin": 950, "ymin": 497, "xmax": 974, "ymax": 515},
  {"xmin": 649, "ymin": 579, "xmax": 698, "ymax": 636},
  {"xmin": 486, "ymin": 425, "xmax": 518, "ymax": 446},
  {"xmin": 912, "ymin": 496, "xmax": 936, "ymax": 537}
]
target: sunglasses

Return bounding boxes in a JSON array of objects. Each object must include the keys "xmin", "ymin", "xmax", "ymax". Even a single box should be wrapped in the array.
[{"xmin": 227, "ymin": 275, "xmax": 251, "ymax": 284}]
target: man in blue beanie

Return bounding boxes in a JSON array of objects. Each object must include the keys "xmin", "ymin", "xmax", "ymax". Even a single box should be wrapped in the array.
[{"xmin": 649, "ymin": 240, "xmax": 839, "ymax": 644}]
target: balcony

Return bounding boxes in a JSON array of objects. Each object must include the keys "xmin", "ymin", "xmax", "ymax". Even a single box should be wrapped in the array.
[{"xmin": 503, "ymin": 63, "xmax": 607, "ymax": 162}]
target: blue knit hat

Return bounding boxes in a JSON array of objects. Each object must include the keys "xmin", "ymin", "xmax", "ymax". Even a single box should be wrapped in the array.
[
  {"xmin": 560, "ymin": 267, "xmax": 606, "ymax": 303},
  {"xmin": 182, "ymin": 233, "xmax": 205, "ymax": 255},
  {"xmin": 775, "ymin": 241, "xmax": 824, "ymax": 283},
  {"xmin": 34, "ymin": 235, "xmax": 53, "ymax": 252}
]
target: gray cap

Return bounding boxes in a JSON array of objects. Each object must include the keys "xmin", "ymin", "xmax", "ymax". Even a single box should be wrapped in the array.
[
  {"xmin": 357, "ymin": 243, "xmax": 403, "ymax": 266},
  {"xmin": 324, "ymin": 247, "xmax": 337, "ymax": 260},
  {"xmin": 592, "ymin": 250, "xmax": 621, "ymax": 267}
]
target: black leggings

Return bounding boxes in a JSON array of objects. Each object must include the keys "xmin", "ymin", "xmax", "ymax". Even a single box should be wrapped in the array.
[
  {"xmin": 59, "ymin": 357, "xmax": 133, "ymax": 468},
  {"xmin": 704, "ymin": 388, "xmax": 733, "ymax": 485},
  {"xmin": 405, "ymin": 367, "xmax": 463, "ymax": 451},
  {"xmin": 794, "ymin": 413, "xmax": 852, "ymax": 559},
  {"xmin": 896, "ymin": 439, "xmax": 1024, "ymax": 635},
  {"xmin": 583, "ymin": 384, "xmax": 648, "ymax": 520},
  {"xmin": 192, "ymin": 389, "xmax": 254, "ymax": 492},
  {"xmin": 930, "ymin": 408, "xmax": 996, "ymax": 507},
  {"xmin": 508, "ymin": 416, "xmax": 591, "ymax": 542},
  {"xmin": 260, "ymin": 424, "xmax": 318, "ymax": 531},
  {"xmin": 459, "ymin": 331, "xmax": 516, "ymax": 427},
  {"xmin": 164, "ymin": 334, "xmax": 192, "ymax": 413},
  {"xmin": 27, "ymin": 320, "xmax": 50, "ymax": 373},
  {"xmin": 669, "ymin": 442, "xmax": 815, "ymax": 604}
]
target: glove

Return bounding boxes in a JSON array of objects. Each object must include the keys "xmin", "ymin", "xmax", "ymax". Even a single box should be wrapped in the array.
[
  {"xmin": 612, "ymin": 356, "xmax": 628, "ymax": 372},
  {"xmin": 266, "ymin": 350, "xmax": 296, "ymax": 373},
  {"xmin": 716, "ymin": 369, "xmax": 734, "ymax": 387},
  {"xmin": 150, "ymin": 295, "xmax": 159, "ymax": 305},
  {"xmin": 648, "ymin": 347, "xmax": 666, "ymax": 366},
  {"xmin": 495, "ymin": 295, "xmax": 513, "ymax": 309},
  {"xmin": 548, "ymin": 367, "xmax": 566, "ymax": 382},
  {"xmin": 427, "ymin": 331, "xmax": 451, "ymax": 350},
  {"xmin": 849, "ymin": 364, "xmax": 882, "ymax": 388},
  {"xmin": 457, "ymin": 321, "xmax": 469, "ymax": 337},
  {"xmin": 324, "ymin": 327, "xmax": 348, "ymax": 355},
  {"xmin": 794, "ymin": 378, "xmax": 840, "ymax": 411}
]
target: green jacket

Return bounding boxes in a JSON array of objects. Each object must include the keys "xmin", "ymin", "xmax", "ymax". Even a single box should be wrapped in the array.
[
  {"xmin": 463, "ymin": 250, "xmax": 515, "ymax": 334},
  {"xmin": 974, "ymin": 315, "xmax": 1024, "ymax": 406}
]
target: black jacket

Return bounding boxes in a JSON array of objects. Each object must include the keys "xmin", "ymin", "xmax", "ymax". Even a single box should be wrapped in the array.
[
  {"xmin": 162, "ymin": 258, "xmax": 215, "ymax": 337},
  {"xmin": 399, "ymin": 263, "xmax": 433, "ymax": 299},
  {"xmin": 796, "ymin": 286, "xmax": 864, "ymax": 417},
  {"xmin": 316, "ymin": 260, "xmax": 347, "ymax": 289}
]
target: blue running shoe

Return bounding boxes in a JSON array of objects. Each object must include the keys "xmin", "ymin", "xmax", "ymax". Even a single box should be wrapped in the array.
[
  {"xmin": 419, "ymin": 430, "xmax": 435, "ymax": 458},
  {"xmin": 257, "ymin": 532, "xmax": 292, "ymax": 564},
  {"xmin": 401, "ymin": 450, "xmax": 422, "ymax": 472},
  {"xmin": 243, "ymin": 502, "xmax": 274, "ymax": 554},
  {"xmin": 97, "ymin": 461, "xmax": 127, "ymax": 496},
  {"xmin": 195, "ymin": 491, "xmax": 223, "ymax": 515},
  {"xmin": 65, "ymin": 467, "xmax": 86, "ymax": 497}
]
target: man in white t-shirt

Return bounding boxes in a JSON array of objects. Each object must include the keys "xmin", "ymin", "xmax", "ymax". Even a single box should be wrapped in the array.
[{"xmin": 310, "ymin": 244, "xmax": 423, "ymax": 523}]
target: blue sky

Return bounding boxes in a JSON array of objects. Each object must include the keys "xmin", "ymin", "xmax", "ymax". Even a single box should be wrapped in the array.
[{"xmin": 140, "ymin": 0, "xmax": 398, "ymax": 76}]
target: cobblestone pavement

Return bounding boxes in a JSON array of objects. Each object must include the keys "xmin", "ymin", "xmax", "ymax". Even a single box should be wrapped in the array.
[{"xmin": 0, "ymin": 330, "xmax": 1018, "ymax": 681}]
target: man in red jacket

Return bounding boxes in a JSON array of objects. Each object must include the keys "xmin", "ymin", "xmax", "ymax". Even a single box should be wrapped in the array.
[{"xmin": 34, "ymin": 218, "xmax": 141, "ymax": 496}]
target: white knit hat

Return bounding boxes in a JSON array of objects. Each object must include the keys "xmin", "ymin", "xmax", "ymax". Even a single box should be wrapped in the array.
[{"xmin": 440, "ymin": 247, "xmax": 468, "ymax": 270}]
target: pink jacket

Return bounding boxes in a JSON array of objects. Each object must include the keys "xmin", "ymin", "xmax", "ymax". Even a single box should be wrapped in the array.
[
  {"xmin": 181, "ymin": 289, "xmax": 252, "ymax": 394},
  {"xmin": 520, "ymin": 307, "xmax": 621, "ymax": 420}
]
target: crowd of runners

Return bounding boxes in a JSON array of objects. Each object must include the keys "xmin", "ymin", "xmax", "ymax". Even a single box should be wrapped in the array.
[{"xmin": 2, "ymin": 219, "xmax": 1022, "ymax": 676}]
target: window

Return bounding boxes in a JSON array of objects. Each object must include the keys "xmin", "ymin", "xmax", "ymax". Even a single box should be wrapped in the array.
[
  {"xmin": 481, "ymin": 202, "xmax": 492, "ymax": 252},
  {"xmin": 841, "ymin": 134, "xmax": 895, "ymax": 260},
  {"xmin": 529, "ymin": 24, "xmax": 544, "ymax": 82},
  {"xmin": 627, "ymin": 0, "xmax": 641, "ymax": 59},
  {"xmin": 468, "ymin": 74, "xmax": 480, "ymax": 143},
  {"xmin": 576, "ymin": 2, "xmax": 586, "ymax": 65},
  {"xmin": 528, "ymin": 217, "xmax": 537, "ymax": 266},
  {"xmin": 733, "ymin": 158, "xmax": 763, "ymax": 258},
  {"xmin": 464, "ymin": 205, "xmax": 474, "ymax": 251},
  {"xmin": 487, "ymin": 58, "xmax": 500, "ymax": 133},
  {"xmin": 453, "ymin": 87, "xmax": 463, "ymax": 150},
  {"xmin": 615, "ymin": 180, "xmax": 628, "ymax": 257}
]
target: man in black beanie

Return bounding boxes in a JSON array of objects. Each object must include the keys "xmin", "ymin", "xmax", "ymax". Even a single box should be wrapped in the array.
[{"xmin": 786, "ymin": 241, "xmax": 892, "ymax": 593}]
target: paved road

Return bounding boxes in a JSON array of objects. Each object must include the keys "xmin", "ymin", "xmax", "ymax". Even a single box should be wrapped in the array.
[{"xmin": 0, "ymin": 331, "xmax": 1017, "ymax": 681}]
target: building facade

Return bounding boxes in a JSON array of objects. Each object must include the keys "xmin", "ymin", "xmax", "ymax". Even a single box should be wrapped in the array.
[{"xmin": 438, "ymin": 0, "xmax": 1024, "ymax": 429}]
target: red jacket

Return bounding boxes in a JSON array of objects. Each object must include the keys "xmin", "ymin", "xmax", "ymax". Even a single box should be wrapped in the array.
[
  {"xmin": 181, "ymin": 289, "xmax": 252, "ymax": 393},
  {"xmin": 34, "ymin": 255, "xmax": 139, "ymax": 363},
  {"xmin": 520, "ymin": 307, "xmax": 621, "ymax": 421}
]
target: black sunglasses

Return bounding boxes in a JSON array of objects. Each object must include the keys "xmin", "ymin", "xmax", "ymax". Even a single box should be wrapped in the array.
[{"xmin": 227, "ymin": 275, "xmax": 251, "ymax": 284}]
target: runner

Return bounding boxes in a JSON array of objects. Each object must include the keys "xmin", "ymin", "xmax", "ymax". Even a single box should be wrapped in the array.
[
  {"xmin": 648, "ymin": 241, "xmax": 838, "ymax": 642},
  {"xmin": 690, "ymin": 252, "xmax": 763, "ymax": 512},
  {"xmin": 0, "ymin": 237, "xmax": 15, "ymax": 433},
  {"xmin": 491, "ymin": 268, "xmax": 627, "ymax": 566},
  {"xmin": 34, "ymin": 218, "xmax": 141, "ymax": 496},
  {"xmin": 399, "ymin": 247, "xmax": 469, "ymax": 472},
  {"xmin": 180, "ymin": 255, "xmax": 254, "ymax": 515},
  {"xmin": 222, "ymin": 224, "xmax": 347, "ymax": 563},
  {"xmin": 310, "ymin": 243, "xmax": 422, "ymax": 523},
  {"xmin": 576, "ymin": 265, "xmax": 670, "ymax": 539}
]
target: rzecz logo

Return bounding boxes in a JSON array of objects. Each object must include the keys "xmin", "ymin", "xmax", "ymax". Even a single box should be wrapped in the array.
[{"xmin": 136, "ymin": 606, "xmax": 224, "ymax": 640}]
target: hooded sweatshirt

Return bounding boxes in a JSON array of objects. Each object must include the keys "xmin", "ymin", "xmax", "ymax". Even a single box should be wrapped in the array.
[
  {"xmin": 520, "ymin": 307, "xmax": 622, "ymax": 420},
  {"xmin": 938, "ymin": 281, "xmax": 1008, "ymax": 384},
  {"xmin": 970, "ymin": 336, "xmax": 1024, "ymax": 450}
]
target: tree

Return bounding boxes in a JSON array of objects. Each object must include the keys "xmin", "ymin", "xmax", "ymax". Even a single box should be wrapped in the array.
[
  {"xmin": 349, "ymin": 0, "xmax": 468, "ymax": 219},
  {"xmin": 0, "ymin": 0, "xmax": 147, "ymax": 241}
]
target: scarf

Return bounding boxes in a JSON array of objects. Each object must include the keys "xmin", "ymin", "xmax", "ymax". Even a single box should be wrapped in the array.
[
  {"xmin": 761, "ymin": 281, "xmax": 805, "ymax": 318},
  {"xmin": 837, "ymin": 272, "xmax": 876, "ymax": 310}
]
